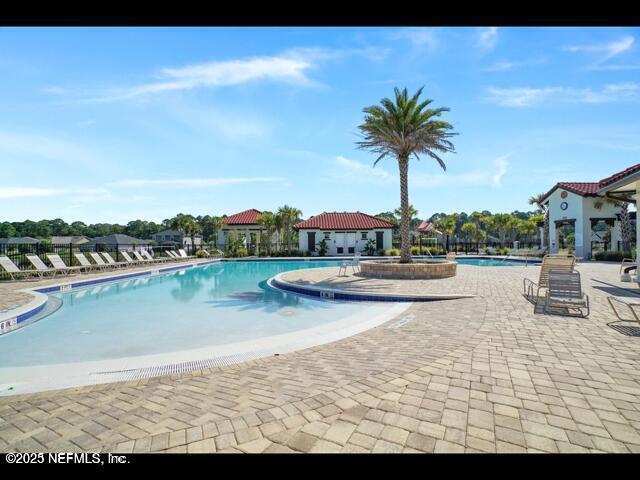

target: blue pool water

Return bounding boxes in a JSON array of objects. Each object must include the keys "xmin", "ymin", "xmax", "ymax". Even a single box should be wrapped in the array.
[
  {"xmin": 0, "ymin": 261, "xmax": 395, "ymax": 367},
  {"xmin": 0, "ymin": 258, "xmax": 525, "ymax": 368},
  {"xmin": 454, "ymin": 258, "xmax": 524, "ymax": 267}
]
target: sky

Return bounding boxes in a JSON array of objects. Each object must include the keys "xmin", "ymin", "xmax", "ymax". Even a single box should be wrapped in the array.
[{"xmin": 1, "ymin": 26, "xmax": 639, "ymax": 224}]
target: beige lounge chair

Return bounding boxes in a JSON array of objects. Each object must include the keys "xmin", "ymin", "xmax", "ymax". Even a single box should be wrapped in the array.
[
  {"xmin": 26, "ymin": 254, "xmax": 61, "ymax": 276},
  {"xmin": 120, "ymin": 251, "xmax": 143, "ymax": 266},
  {"xmin": 0, "ymin": 255, "xmax": 42, "ymax": 280},
  {"xmin": 100, "ymin": 252, "xmax": 129, "ymax": 269},
  {"xmin": 46, "ymin": 254, "xmax": 85, "ymax": 274},
  {"xmin": 524, "ymin": 254, "xmax": 576, "ymax": 301},
  {"xmin": 90, "ymin": 252, "xmax": 117, "ymax": 270},
  {"xmin": 544, "ymin": 271, "xmax": 589, "ymax": 317},
  {"xmin": 607, "ymin": 296, "xmax": 640, "ymax": 323},
  {"xmin": 131, "ymin": 251, "xmax": 154, "ymax": 264},
  {"xmin": 142, "ymin": 250, "xmax": 170, "ymax": 263},
  {"xmin": 74, "ymin": 252, "xmax": 105, "ymax": 272}
]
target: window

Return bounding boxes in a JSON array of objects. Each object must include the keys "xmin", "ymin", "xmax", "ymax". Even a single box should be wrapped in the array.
[
  {"xmin": 324, "ymin": 232, "xmax": 331, "ymax": 240},
  {"xmin": 337, "ymin": 247, "xmax": 344, "ymax": 254},
  {"xmin": 361, "ymin": 232, "xmax": 368, "ymax": 240}
]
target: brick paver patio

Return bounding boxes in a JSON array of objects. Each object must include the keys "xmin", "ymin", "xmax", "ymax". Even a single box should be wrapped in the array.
[{"xmin": 1, "ymin": 260, "xmax": 640, "ymax": 453}]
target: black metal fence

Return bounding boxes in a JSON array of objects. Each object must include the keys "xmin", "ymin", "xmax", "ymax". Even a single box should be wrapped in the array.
[{"xmin": 0, "ymin": 242, "xmax": 207, "ymax": 280}]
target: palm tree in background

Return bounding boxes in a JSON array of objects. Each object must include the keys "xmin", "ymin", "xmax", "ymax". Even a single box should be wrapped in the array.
[
  {"xmin": 257, "ymin": 211, "xmax": 278, "ymax": 256},
  {"xmin": 171, "ymin": 214, "xmax": 201, "ymax": 253},
  {"xmin": 277, "ymin": 205, "xmax": 302, "ymax": 255},
  {"xmin": 488, "ymin": 213, "xmax": 511, "ymax": 247},
  {"xmin": 436, "ymin": 213, "xmax": 459, "ymax": 252},
  {"xmin": 528, "ymin": 193, "xmax": 549, "ymax": 250},
  {"xmin": 357, "ymin": 87, "xmax": 457, "ymax": 263}
]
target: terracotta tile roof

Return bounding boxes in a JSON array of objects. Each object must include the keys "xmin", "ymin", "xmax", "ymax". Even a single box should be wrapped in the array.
[
  {"xmin": 538, "ymin": 182, "xmax": 600, "ymax": 204},
  {"xmin": 598, "ymin": 163, "xmax": 640, "ymax": 188},
  {"xmin": 416, "ymin": 221, "xmax": 435, "ymax": 233},
  {"xmin": 223, "ymin": 209, "xmax": 262, "ymax": 225},
  {"xmin": 295, "ymin": 212, "xmax": 397, "ymax": 230}
]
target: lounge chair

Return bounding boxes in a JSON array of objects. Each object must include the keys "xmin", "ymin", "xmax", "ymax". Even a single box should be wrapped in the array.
[
  {"xmin": 169, "ymin": 250, "xmax": 187, "ymax": 261},
  {"xmin": 446, "ymin": 252, "xmax": 456, "ymax": 261},
  {"xmin": 100, "ymin": 252, "xmax": 129, "ymax": 269},
  {"xmin": 544, "ymin": 271, "xmax": 589, "ymax": 317},
  {"xmin": 46, "ymin": 254, "xmax": 86, "ymax": 274},
  {"xmin": 0, "ymin": 255, "xmax": 42, "ymax": 280},
  {"xmin": 607, "ymin": 296, "xmax": 640, "ymax": 323},
  {"xmin": 26, "ymin": 254, "xmax": 61, "ymax": 276},
  {"xmin": 120, "ymin": 251, "xmax": 143, "ymax": 266},
  {"xmin": 619, "ymin": 257, "xmax": 637, "ymax": 274},
  {"xmin": 178, "ymin": 249, "xmax": 195, "ymax": 259},
  {"xmin": 74, "ymin": 252, "xmax": 105, "ymax": 272},
  {"xmin": 524, "ymin": 254, "xmax": 576, "ymax": 301},
  {"xmin": 90, "ymin": 252, "xmax": 117, "ymax": 270},
  {"xmin": 131, "ymin": 251, "xmax": 154, "ymax": 264}
]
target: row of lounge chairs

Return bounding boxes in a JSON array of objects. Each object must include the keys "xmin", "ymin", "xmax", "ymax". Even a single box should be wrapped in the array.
[{"xmin": 0, "ymin": 249, "xmax": 201, "ymax": 281}]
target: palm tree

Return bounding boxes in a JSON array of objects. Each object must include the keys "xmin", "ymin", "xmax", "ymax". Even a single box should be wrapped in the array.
[
  {"xmin": 257, "ymin": 211, "xmax": 278, "ymax": 256},
  {"xmin": 277, "ymin": 205, "xmax": 302, "ymax": 255},
  {"xmin": 436, "ymin": 213, "xmax": 459, "ymax": 252},
  {"xmin": 528, "ymin": 193, "xmax": 549, "ymax": 250},
  {"xmin": 357, "ymin": 87, "xmax": 457, "ymax": 263},
  {"xmin": 489, "ymin": 213, "xmax": 511, "ymax": 247},
  {"xmin": 171, "ymin": 214, "xmax": 201, "ymax": 253},
  {"xmin": 460, "ymin": 222, "xmax": 478, "ymax": 243}
]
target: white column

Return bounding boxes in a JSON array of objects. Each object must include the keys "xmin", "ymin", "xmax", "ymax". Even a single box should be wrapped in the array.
[{"xmin": 574, "ymin": 217, "xmax": 584, "ymax": 258}]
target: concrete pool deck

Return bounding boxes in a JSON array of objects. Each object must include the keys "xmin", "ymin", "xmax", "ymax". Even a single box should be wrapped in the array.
[{"xmin": 1, "ymin": 261, "xmax": 640, "ymax": 453}]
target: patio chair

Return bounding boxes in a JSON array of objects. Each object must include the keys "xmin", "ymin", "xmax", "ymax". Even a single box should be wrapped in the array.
[
  {"xmin": 46, "ymin": 254, "xmax": 86, "ymax": 274},
  {"xmin": 100, "ymin": 252, "xmax": 129, "ymax": 268},
  {"xmin": 90, "ymin": 252, "xmax": 117, "ymax": 270},
  {"xmin": 0, "ymin": 255, "xmax": 42, "ymax": 280},
  {"xmin": 74, "ymin": 252, "xmax": 106, "ymax": 272},
  {"xmin": 26, "ymin": 254, "xmax": 62, "ymax": 276},
  {"xmin": 446, "ymin": 252, "xmax": 456, "ymax": 261},
  {"xmin": 338, "ymin": 252, "xmax": 361, "ymax": 276},
  {"xmin": 131, "ymin": 251, "xmax": 154, "ymax": 264},
  {"xmin": 544, "ymin": 271, "xmax": 589, "ymax": 317},
  {"xmin": 141, "ymin": 250, "xmax": 170, "ymax": 263},
  {"xmin": 178, "ymin": 248, "xmax": 195, "ymax": 259},
  {"xmin": 523, "ymin": 254, "xmax": 576, "ymax": 300},
  {"xmin": 120, "ymin": 251, "xmax": 144, "ymax": 266},
  {"xmin": 607, "ymin": 296, "xmax": 640, "ymax": 324},
  {"xmin": 619, "ymin": 257, "xmax": 637, "ymax": 274}
]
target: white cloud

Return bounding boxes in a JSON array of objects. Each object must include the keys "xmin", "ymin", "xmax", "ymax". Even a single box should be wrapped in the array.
[
  {"xmin": 485, "ymin": 82, "xmax": 640, "ymax": 107},
  {"xmin": 0, "ymin": 187, "xmax": 107, "ymax": 199},
  {"xmin": 333, "ymin": 155, "xmax": 509, "ymax": 189},
  {"xmin": 108, "ymin": 177, "xmax": 287, "ymax": 188},
  {"xmin": 392, "ymin": 28, "xmax": 440, "ymax": 52},
  {"xmin": 0, "ymin": 131, "xmax": 99, "ymax": 165},
  {"xmin": 565, "ymin": 35, "xmax": 634, "ymax": 61},
  {"xmin": 483, "ymin": 57, "xmax": 547, "ymax": 72},
  {"xmin": 335, "ymin": 156, "xmax": 395, "ymax": 183},
  {"xmin": 477, "ymin": 27, "xmax": 498, "ymax": 51},
  {"xmin": 492, "ymin": 154, "xmax": 510, "ymax": 186}
]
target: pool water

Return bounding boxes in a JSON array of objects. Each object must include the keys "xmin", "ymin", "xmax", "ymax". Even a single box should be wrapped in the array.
[
  {"xmin": 455, "ymin": 258, "xmax": 523, "ymax": 267},
  {"xmin": 0, "ymin": 261, "xmax": 396, "ymax": 367}
]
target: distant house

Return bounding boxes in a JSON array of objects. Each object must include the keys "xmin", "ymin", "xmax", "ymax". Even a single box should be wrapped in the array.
[
  {"xmin": 295, "ymin": 212, "xmax": 396, "ymax": 255},
  {"xmin": 218, "ymin": 209, "xmax": 263, "ymax": 248},
  {"xmin": 82, "ymin": 234, "xmax": 149, "ymax": 252},
  {"xmin": 151, "ymin": 229, "xmax": 202, "ymax": 248},
  {"xmin": 0, "ymin": 237, "xmax": 40, "ymax": 245},
  {"xmin": 412, "ymin": 221, "xmax": 443, "ymax": 244},
  {"xmin": 50, "ymin": 235, "xmax": 91, "ymax": 245}
]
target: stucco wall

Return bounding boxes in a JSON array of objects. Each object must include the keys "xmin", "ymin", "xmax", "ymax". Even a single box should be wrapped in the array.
[{"xmin": 298, "ymin": 229, "xmax": 392, "ymax": 255}]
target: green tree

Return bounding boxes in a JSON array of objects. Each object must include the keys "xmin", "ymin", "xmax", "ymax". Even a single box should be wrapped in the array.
[
  {"xmin": 461, "ymin": 222, "xmax": 478, "ymax": 242},
  {"xmin": 276, "ymin": 205, "xmax": 302, "ymax": 255},
  {"xmin": 257, "ymin": 211, "xmax": 278, "ymax": 256},
  {"xmin": 529, "ymin": 193, "xmax": 549, "ymax": 249},
  {"xmin": 357, "ymin": 87, "xmax": 457, "ymax": 263}
]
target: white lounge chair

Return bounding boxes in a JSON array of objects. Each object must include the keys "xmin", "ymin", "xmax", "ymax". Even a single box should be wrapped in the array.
[
  {"xmin": 120, "ymin": 251, "xmax": 143, "ymax": 266},
  {"xmin": 26, "ymin": 254, "xmax": 61, "ymax": 276},
  {"xmin": 544, "ymin": 271, "xmax": 589, "ymax": 317},
  {"xmin": 142, "ymin": 250, "xmax": 170, "ymax": 263},
  {"xmin": 178, "ymin": 249, "xmax": 195, "ymax": 259},
  {"xmin": 90, "ymin": 252, "xmax": 117, "ymax": 270},
  {"xmin": 100, "ymin": 252, "xmax": 129, "ymax": 269},
  {"xmin": 0, "ymin": 255, "xmax": 42, "ymax": 280},
  {"xmin": 46, "ymin": 254, "xmax": 85, "ymax": 274},
  {"xmin": 74, "ymin": 252, "xmax": 105, "ymax": 272},
  {"xmin": 131, "ymin": 251, "xmax": 154, "ymax": 264}
]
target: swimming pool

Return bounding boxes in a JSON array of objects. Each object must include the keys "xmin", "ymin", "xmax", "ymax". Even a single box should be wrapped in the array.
[{"xmin": 454, "ymin": 258, "xmax": 525, "ymax": 267}]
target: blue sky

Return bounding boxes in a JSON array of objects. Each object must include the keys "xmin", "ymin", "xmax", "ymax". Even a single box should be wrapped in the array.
[{"xmin": 1, "ymin": 26, "xmax": 639, "ymax": 224}]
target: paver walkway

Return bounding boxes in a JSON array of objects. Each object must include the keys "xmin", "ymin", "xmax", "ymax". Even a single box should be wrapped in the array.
[{"xmin": 1, "ymin": 261, "xmax": 639, "ymax": 453}]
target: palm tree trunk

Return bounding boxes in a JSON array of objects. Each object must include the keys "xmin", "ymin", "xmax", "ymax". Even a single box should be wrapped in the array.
[
  {"xmin": 398, "ymin": 156, "xmax": 411, "ymax": 263},
  {"xmin": 620, "ymin": 203, "xmax": 631, "ymax": 253}
]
